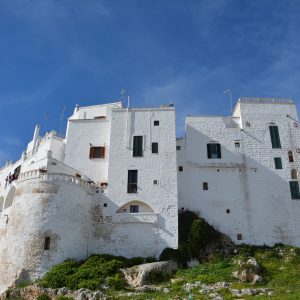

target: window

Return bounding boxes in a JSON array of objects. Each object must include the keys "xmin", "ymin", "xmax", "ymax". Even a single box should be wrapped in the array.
[
  {"xmin": 89, "ymin": 146, "xmax": 105, "ymax": 159},
  {"xmin": 176, "ymin": 146, "xmax": 181, "ymax": 150},
  {"xmin": 152, "ymin": 142, "xmax": 158, "ymax": 154},
  {"xmin": 153, "ymin": 180, "xmax": 158, "ymax": 185},
  {"xmin": 154, "ymin": 120, "xmax": 159, "ymax": 126},
  {"xmin": 133, "ymin": 136, "xmax": 143, "ymax": 157},
  {"xmin": 226, "ymin": 209, "xmax": 230, "ymax": 214},
  {"xmin": 234, "ymin": 142, "xmax": 240, "ymax": 148},
  {"xmin": 178, "ymin": 166, "xmax": 183, "ymax": 172},
  {"xmin": 290, "ymin": 181, "xmax": 300, "ymax": 199},
  {"xmin": 274, "ymin": 157, "xmax": 282, "ymax": 169},
  {"xmin": 288, "ymin": 151, "xmax": 294, "ymax": 163},
  {"xmin": 130, "ymin": 205, "xmax": 139, "ymax": 213},
  {"xmin": 207, "ymin": 143, "xmax": 221, "ymax": 159},
  {"xmin": 128, "ymin": 170, "xmax": 138, "ymax": 193},
  {"xmin": 291, "ymin": 169, "xmax": 298, "ymax": 179},
  {"xmin": 44, "ymin": 237, "xmax": 51, "ymax": 250},
  {"xmin": 103, "ymin": 203, "xmax": 107, "ymax": 207},
  {"xmin": 269, "ymin": 126, "xmax": 281, "ymax": 148},
  {"xmin": 203, "ymin": 182, "xmax": 208, "ymax": 190}
]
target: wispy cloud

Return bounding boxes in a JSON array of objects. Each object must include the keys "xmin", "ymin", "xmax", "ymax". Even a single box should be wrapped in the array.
[
  {"xmin": 1, "ymin": 137, "xmax": 22, "ymax": 147},
  {"xmin": 0, "ymin": 66, "xmax": 71, "ymax": 106}
]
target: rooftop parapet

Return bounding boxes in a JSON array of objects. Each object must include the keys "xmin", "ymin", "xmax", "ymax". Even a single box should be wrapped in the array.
[{"xmin": 238, "ymin": 97, "xmax": 293, "ymax": 105}]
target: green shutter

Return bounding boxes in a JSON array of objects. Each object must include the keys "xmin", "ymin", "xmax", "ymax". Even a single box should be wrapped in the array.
[
  {"xmin": 269, "ymin": 126, "xmax": 281, "ymax": 148},
  {"xmin": 289, "ymin": 181, "xmax": 300, "ymax": 199},
  {"xmin": 274, "ymin": 157, "xmax": 282, "ymax": 169},
  {"xmin": 133, "ymin": 136, "xmax": 143, "ymax": 157}
]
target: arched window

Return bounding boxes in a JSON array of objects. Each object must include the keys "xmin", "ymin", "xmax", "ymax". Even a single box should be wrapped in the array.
[
  {"xmin": 291, "ymin": 169, "xmax": 298, "ymax": 179},
  {"xmin": 0, "ymin": 196, "xmax": 4, "ymax": 212},
  {"xmin": 4, "ymin": 186, "xmax": 16, "ymax": 209},
  {"xmin": 288, "ymin": 151, "xmax": 294, "ymax": 163}
]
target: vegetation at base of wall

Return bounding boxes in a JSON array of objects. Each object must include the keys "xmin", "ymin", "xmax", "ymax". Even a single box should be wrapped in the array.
[
  {"xmin": 160, "ymin": 210, "xmax": 223, "ymax": 265},
  {"xmin": 39, "ymin": 254, "xmax": 156, "ymax": 291},
  {"xmin": 36, "ymin": 295, "xmax": 50, "ymax": 300},
  {"xmin": 56, "ymin": 296, "xmax": 74, "ymax": 300},
  {"xmin": 108, "ymin": 244, "xmax": 300, "ymax": 299}
]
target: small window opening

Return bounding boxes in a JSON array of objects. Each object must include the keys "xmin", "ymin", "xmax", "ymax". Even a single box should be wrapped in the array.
[
  {"xmin": 234, "ymin": 142, "xmax": 240, "ymax": 148},
  {"xmin": 207, "ymin": 143, "xmax": 221, "ymax": 159},
  {"xmin": 226, "ymin": 209, "xmax": 230, "ymax": 214},
  {"xmin": 288, "ymin": 151, "xmax": 294, "ymax": 163},
  {"xmin": 181, "ymin": 207, "xmax": 185, "ymax": 211},
  {"xmin": 289, "ymin": 181, "xmax": 300, "ymax": 199},
  {"xmin": 274, "ymin": 157, "xmax": 282, "ymax": 169},
  {"xmin": 152, "ymin": 142, "xmax": 158, "ymax": 154},
  {"xmin": 237, "ymin": 234, "xmax": 243, "ymax": 240},
  {"xmin": 127, "ymin": 170, "xmax": 138, "ymax": 193},
  {"xmin": 44, "ymin": 237, "xmax": 51, "ymax": 250},
  {"xmin": 153, "ymin": 180, "xmax": 158, "ymax": 185},
  {"xmin": 103, "ymin": 203, "xmax": 107, "ymax": 207},
  {"xmin": 89, "ymin": 146, "xmax": 105, "ymax": 159},
  {"xmin": 130, "ymin": 205, "xmax": 139, "ymax": 213},
  {"xmin": 178, "ymin": 166, "xmax": 183, "ymax": 172},
  {"xmin": 176, "ymin": 145, "xmax": 181, "ymax": 150},
  {"xmin": 291, "ymin": 169, "xmax": 298, "ymax": 179},
  {"xmin": 154, "ymin": 120, "xmax": 159, "ymax": 126},
  {"xmin": 203, "ymin": 182, "xmax": 208, "ymax": 190}
]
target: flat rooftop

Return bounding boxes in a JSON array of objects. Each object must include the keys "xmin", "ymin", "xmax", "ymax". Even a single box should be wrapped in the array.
[{"xmin": 238, "ymin": 97, "xmax": 293, "ymax": 104}]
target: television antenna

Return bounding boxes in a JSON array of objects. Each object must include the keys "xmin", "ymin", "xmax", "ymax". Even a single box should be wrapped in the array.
[
  {"xmin": 59, "ymin": 105, "xmax": 66, "ymax": 137},
  {"xmin": 224, "ymin": 89, "xmax": 233, "ymax": 114}
]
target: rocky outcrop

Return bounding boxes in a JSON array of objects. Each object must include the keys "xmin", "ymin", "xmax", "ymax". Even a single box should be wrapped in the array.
[
  {"xmin": 232, "ymin": 257, "xmax": 263, "ymax": 283},
  {"xmin": 1, "ymin": 285, "xmax": 106, "ymax": 300},
  {"xmin": 121, "ymin": 261, "xmax": 178, "ymax": 287}
]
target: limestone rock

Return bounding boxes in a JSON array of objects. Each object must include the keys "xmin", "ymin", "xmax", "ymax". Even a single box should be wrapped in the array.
[
  {"xmin": 121, "ymin": 261, "xmax": 177, "ymax": 287},
  {"xmin": 232, "ymin": 256, "xmax": 263, "ymax": 283}
]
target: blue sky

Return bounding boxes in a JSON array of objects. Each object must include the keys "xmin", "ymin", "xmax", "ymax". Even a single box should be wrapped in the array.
[{"xmin": 0, "ymin": 0, "xmax": 300, "ymax": 165}]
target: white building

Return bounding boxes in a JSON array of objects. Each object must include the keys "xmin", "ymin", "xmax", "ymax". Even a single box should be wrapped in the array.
[
  {"xmin": 0, "ymin": 97, "xmax": 300, "ymax": 291},
  {"xmin": 177, "ymin": 98, "xmax": 300, "ymax": 246},
  {"xmin": 0, "ymin": 102, "xmax": 178, "ymax": 291}
]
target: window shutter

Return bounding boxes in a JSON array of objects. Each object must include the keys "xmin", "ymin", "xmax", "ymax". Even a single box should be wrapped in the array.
[
  {"xmin": 269, "ymin": 126, "xmax": 281, "ymax": 148},
  {"xmin": 217, "ymin": 144, "xmax": 221, "ymax": 158},
  {"xmin": 101, "ymin": 147, "xmax": 105, "ymax": 158},
  {"xmin": 207, "ymin": 144, "xmax": 211, "ymax": 158},
  {"xmin": 290, "ymin": 181, "xmax": 300, "ymax": 199},
  {"xmin": 89, "ymin": 147, "xmax": 94, "ymax": 159}
]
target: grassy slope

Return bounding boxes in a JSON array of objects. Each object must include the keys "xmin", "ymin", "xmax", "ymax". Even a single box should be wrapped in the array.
[{"xmin": 107, "ymin": 245, "xmax": 300, "ymax": 299}]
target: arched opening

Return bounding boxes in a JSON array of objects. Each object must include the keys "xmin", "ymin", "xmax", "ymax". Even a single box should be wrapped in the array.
[
  {"xmin": 288, "ymin": 151, "xmax": 294, "ymax": 163},
  {"xmin": 116, "ymin": 200, "xmax": 155, "ymax": 214},
  {"xmin": 0, "ymin": 196, "xmax": 4, "ymax": 212},
  {"xmin": 4, "ymin": 186, "xmax": 16, "ymax": 209},
  {"xmin": 291, "ymin": 169, "xmax": 298, "ymax": 179}
]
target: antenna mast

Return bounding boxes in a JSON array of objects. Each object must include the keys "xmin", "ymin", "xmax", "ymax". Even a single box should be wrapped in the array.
[
  {"xmin": 224, "ymin": 89, "xmax": 233, "ymax": 114},
  {"xmin": 59, "ymin": 105, "xmax": 66, "ymax": 137}
]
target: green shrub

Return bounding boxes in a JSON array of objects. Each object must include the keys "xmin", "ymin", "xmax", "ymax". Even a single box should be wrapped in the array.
[
  {"xmin": 37, "ymin": 294, "xmax": 50, "ymax": 300},
  {"xmin": 189, "ymin": 218, "xmax": 221, "ymax": 261},
  {"xmin": 106, "ymin": 273, "xmax": 127, "ymax": 290},
  {"xmin": 40, "ymin": 259, "xmax": 80, "ymax": 288},
  {"xmin": 56, "ymin": 296, "xmax": 74, "ymax": 300},
  {"xmin": 178, "ymin": 210, "xmax": 198, "ymax": 244},
  {"xmin": 145, "ymin": 270, "xmax": 170, "ymax": 284}
]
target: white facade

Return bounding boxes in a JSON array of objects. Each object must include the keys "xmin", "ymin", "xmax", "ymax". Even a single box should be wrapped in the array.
[
  {"xmin": 178, "ymin": 98, "xmax": 300, "ymax": 246},
  {"xmin": 0, "ymin": 102, "xmax": 178, "ymax": 291},
  {"xmin": 1, "ymin": 97, "xmax": 300, "ymax": 291}
]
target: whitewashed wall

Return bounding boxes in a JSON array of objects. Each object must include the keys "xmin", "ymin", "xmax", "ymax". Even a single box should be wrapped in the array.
[
  {"xmin": 101, "ymin": 108, "xmax": 178, "ymax": 257},
  {"xmin": 178, "ymin": 99, "xmax": 300, "ymax": 246}
]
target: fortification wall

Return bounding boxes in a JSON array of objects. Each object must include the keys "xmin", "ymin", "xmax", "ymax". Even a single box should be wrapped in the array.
[{"xmin": 0, "ymin": 175, "xmax": 94, "ymax": 292}]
